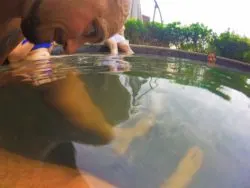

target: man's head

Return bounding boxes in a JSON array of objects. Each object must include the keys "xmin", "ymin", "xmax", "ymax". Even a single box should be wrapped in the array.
[{"xmin": 21, "ymin": 0, "xmax": 131, "ymax": 53}]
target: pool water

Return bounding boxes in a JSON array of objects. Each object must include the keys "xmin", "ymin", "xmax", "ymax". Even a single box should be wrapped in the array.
[{"xmin": 0, "ymin": 54, "xmax": 250, "ymax": 188}]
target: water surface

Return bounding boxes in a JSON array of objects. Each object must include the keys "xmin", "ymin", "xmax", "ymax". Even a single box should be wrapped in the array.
[{"xmin": 0, "ymin": 54, "xmax": 250, "ymax": 188}]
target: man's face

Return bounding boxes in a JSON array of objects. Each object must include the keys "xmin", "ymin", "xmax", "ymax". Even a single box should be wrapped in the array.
[{"xmin": 21, "ymin": 0, "xmax": 131, "ymax": 53}]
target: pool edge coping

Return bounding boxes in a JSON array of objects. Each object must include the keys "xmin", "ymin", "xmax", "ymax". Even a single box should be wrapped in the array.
[{"xmin": 52, "ymin": 44, "xmax": 250, "ymax": 72}]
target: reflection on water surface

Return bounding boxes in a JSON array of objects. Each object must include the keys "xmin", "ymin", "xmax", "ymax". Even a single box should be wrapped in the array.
[{"xmin": 0, "ymin": 54, "xmax": 250, "ymax": 188}]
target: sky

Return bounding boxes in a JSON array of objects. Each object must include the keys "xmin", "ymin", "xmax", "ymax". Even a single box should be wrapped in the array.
[{"xmin": 140, "ymin": 0, "xmax": 250, "ymax": 37}]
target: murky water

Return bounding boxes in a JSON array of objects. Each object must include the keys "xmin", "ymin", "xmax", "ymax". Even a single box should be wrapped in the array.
[{"xmin": 0, "ymin": 54, "xmax": 250, "ymax": 188}]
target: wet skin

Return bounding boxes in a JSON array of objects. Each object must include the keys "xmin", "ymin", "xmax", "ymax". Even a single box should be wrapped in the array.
[{"xmin": 0, "ymin": 0, "xmax": 131, "ymax": 64}]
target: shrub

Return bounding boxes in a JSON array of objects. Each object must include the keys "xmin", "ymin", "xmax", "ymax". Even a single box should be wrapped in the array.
[{"xmin": 124, "ymin": 19, "xmax": 250, "ymax": 63}]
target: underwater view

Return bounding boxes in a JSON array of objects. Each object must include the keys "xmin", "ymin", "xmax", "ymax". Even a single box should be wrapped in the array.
[{"xmin": 0, "ymin": 54, "xmax": 250, "ymax": 188}]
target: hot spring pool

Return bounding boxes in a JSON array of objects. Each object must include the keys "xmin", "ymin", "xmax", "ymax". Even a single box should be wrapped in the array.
[{"xmin": 0, "ymin": 54, "xmax": 250, "ymax": 188}]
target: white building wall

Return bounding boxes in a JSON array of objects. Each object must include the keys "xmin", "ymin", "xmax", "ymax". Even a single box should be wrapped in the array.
[{"xmin": 128, "ymin": 0, "xmax": 143, "ymax": 21}]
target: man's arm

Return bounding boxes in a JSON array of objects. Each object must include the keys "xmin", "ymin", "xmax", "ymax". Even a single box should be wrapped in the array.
[{"xmin": 8, "ymin": 40, "xmax": 34, "ymax": 62}]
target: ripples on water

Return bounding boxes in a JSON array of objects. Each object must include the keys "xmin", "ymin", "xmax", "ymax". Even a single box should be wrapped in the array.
[{"xmin": 0, "ymin": 54, "xmax": 250, "ymax": 188}]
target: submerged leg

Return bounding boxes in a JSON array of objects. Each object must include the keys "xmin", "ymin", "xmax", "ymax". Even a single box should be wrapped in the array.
[
  {"xmin": 112, "ymin": 113, "xmax": 156, "ymax": 155},
  {"xmin": 46, "ymin": 71, "xmax": 114, "ymax": 145},
  {"xmin": 161, "ymin": 146, "xmax": 204, "ymax": 188}
]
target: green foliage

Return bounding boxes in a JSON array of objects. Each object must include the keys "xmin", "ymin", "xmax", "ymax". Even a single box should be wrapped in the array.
[
  {"xmin": 211, "ymin": 31, "xmax": 250, "ymax": 61},
  {"xmin": 181, "ymin": 23, "xmax": 213, "ymax": 53},
  {"xmin": 125, "ymin": 19, "xmax": 147, "ymax": 44},
  {"xmin": 144, "ymin": 22, "xmax": 164, "ymax": 46},
  {"xmin": 163, "ymin": 22, "xmax": 183, "ymax": 48},
  {"xmin": 124, "ymin": 19, "xmax": 250, "ymax": 63},
  {"xmin": 243, "ymin": 51, "xmax": 250, "ymax": 62}
]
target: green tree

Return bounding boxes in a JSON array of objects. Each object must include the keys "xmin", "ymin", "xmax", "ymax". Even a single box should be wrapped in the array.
[
  {"xmin": 211, "ymin": 30, "xmax": 250, "ymax": 61},
  {"xmin": 144, "ymin": 22, "xmax": 164, "ymax": 46},
  {"xmin": 181, "ymin": 23, "xmax": 213, "ymax": 52},
  {"xmin": 125, "ymin": 19, "xmax": 147, "ymax": 44},
  {"xmin": 124, "ymin": 19, "xmax": 250, "ymax": 63},
  {"xmin": 162, "ymin": 22, "xmax": 183, "ymax": 48}
]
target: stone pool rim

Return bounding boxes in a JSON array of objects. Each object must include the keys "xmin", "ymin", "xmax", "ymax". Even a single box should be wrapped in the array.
[{"xmin": 52, "ymin": 44, "xmax": 250, "ymax": 73}]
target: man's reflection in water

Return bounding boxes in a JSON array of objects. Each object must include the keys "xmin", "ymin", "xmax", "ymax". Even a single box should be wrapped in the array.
[
  {"xmin": 82, "ymin": 55, "xmax": 132, "ymax": 125},
  {"xmin": 0, "ymin": 57, "xmax": 205, "ymax": 188},
  {"xmin": 3, "ymin": 59, "xmax": 116, "ymax": 145},
  {"xmin": 0, "ymin": 59, "xmax": 126, "ymax": 187},
  {"xmin": 0, "ymin": 56, "xmax": 156, "ymax": 188}
]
